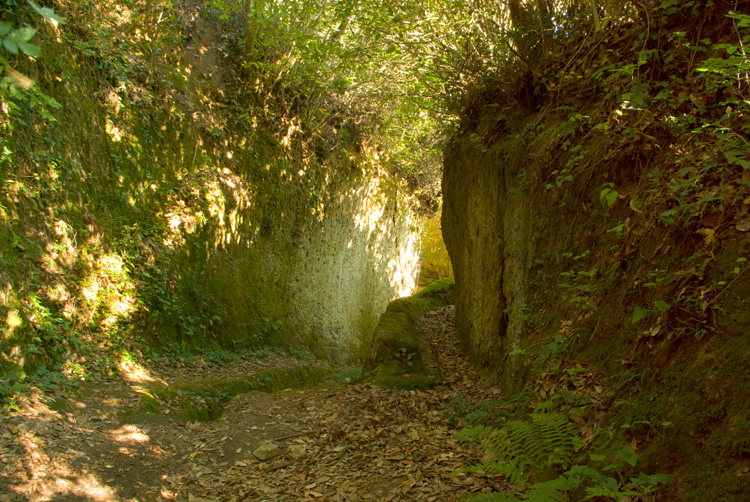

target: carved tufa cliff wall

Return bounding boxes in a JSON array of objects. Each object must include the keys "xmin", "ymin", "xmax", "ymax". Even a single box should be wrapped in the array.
[{"xmin": 441, "ymin": 4, "xmax": 750, "ymax": 496}]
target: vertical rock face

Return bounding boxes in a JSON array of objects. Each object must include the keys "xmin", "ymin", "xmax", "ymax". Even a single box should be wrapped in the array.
[
  {"xmin": 151, "ymin": 153, "xmax": 422, "ymax": 365},
  {"xmin": 419, "ymin": 204, "xmax": 453, "ymax": 285},
  {"xmin": 442, "ymin": 136, "xmax": 531, "ymax": 392},
  {"xmin": 436, "ymin": 5, "xmax": 750, "ymax": 492},
  {"xmin": 287, "ymin": 175, "xmax": 422, "ymax": 363},
  {"xmin": 0, "ymin": 44, "xmax": 422, "ymax": 370},
  {"xmin": 442, "ymin": 139, "xmax": 507, "ymax": 368}
]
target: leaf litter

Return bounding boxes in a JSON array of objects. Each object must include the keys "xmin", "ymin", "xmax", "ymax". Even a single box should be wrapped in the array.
[{"xmin": 0, "ymin": 306, "xmax": 511, "ymax": 501}]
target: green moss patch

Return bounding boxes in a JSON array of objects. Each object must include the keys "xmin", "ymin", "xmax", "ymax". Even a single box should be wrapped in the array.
[
  {"xmin": 137, "ymin": 365, "xmax": 346, "ymax": 422},
  {"xmin": 368, "ymin": 362, "xmax": 439, "ymax": 390},
  {"xmin": 363, "ymin": 277, "xmax": 455, "ymax": 389}
]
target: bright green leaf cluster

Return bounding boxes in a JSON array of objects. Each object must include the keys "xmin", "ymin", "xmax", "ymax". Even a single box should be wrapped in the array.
[{"xmin": 0, "ymin": 23, "xmax": 40, "ymax": 57}]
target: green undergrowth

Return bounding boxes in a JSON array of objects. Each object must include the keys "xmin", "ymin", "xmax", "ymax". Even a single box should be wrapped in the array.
[
  {"xmin": 363, "ymin": 277, "xmax": 455, "ymax": 389},
  {"xmin": 135, "ymin": 365, "xmax": 352, "ymax": 423},
  {"xmin": 447, "ymin": 350, "xmax": 672, "ymax": 502}
]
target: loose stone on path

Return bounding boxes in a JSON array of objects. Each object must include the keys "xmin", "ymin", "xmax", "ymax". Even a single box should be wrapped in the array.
[{"xmin": 253, "ymin": 443, "xmax": 281, "ymax": 460}]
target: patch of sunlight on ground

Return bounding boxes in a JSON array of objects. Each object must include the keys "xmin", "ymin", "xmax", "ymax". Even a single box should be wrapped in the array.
[
  {"xmin": 25, "ymin": 472, "xmax": 120, "ymax": 502},
  {"xmin": 10, "ymin": 396, "xmax": 121, "ymax": 501},
  {"xmin": 119, "ymin": 358, "xmax": 160, "ymax": 384},
  {"xmin": 110, "ymin": 425, "xmax": 150, "ymax": 444}
]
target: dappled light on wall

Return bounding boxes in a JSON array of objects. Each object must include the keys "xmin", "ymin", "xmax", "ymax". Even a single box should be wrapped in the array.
[
  {"xmin": 80, "ymin": 253, "xmax": 138, "ymax": 331},
  {"xmin": 284, "ymin": 166, "xmax": 422, "ymax": 362},
  {"xmin": 105, "ymin": 118, "xmax": 124, "ymax": 142},
  {"xmin": 203, "ymin": 167, "xmax": 254, "ymax": 251},
  {"xmin": 354, "ymin": 183, "xmax": 386, "ymax": 234},
  {"xmin": 0, "ymin": 0, "xmax": 430, "ymax": 375},
  {"xmin": 390, "ymin": 216, "xmax": 422, "ymax": 298}
]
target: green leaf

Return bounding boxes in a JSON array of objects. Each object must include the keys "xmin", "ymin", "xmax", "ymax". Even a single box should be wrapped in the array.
[
  {"xmin": 8, "ymin": 27, "xmax": 37, "ymax": 43},
  {"xmin": 9, "ymin": 82, "xmax": 24, "ymax": 98},
  {"xmin": 3, "ymin": 38, "xmax": 19, "ymax": 54},
  {"xmin": 616, "ymin": 445, "xmax": 639, "ymax": 467},
  {"xmin": 28, "ymin": 1, "xmax": 66, "ymax": 25},
  {"xmin": 631, "ymin": 471, "xmax": 672, "ymax": 488},
  {"xmin": 589, "ymin": 453, "xmax": 606, "ymax": 462},
  {"xmin": 632, "ymin": 306, "xmax": 648, "ymax": 324},
  {"xmin": 599, "ymin": 187, "xmax": 618, "ymax": 208},
  {"xmin": 654, "ymin": 300, "xmax": 670, "ymax": 312},
  {"xmin": 568, "ymin": 464, "xmax": 605, "ymax": 480},
  {"xmin": 0, "ymin": 21, "xmax": 11, "ymax": 37},
  {"xmin": 17, "ymin": 41, "xmax": 40, "ymax": 58},
  {"xmin": 39, "ymin": 92, "xmax": 61, "ymax": 109},
  {"xmin": 584, "ymin": 484, "xmax": 622, "ymax": 498}
]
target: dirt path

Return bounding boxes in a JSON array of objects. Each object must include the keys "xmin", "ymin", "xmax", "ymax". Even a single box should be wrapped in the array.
[{"xmin": 1, "ymin": 307, "xmax": 505, "ymax": 502}]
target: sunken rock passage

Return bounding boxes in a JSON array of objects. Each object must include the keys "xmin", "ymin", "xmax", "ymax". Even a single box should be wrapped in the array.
[{"xmin": 0, "ymin": 306, "xmax": 506, "ymax": 502}]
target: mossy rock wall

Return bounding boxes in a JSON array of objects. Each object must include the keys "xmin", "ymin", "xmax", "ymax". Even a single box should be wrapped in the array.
[
  {"xmin": 442, "ymin": 4, "xmax": 750, "ymax": 498},
  {"xmin": 0, "ymin": 4, "xmax": 420, "ymax": 371},
  {"xmin": 442, "ymin": 133, "xmax": 533, "ymax": 392}
]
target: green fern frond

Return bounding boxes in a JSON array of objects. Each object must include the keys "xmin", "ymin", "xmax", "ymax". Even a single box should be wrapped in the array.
[
  {"xmin": 524, "ymin": 477, "xmax": 575, "ymax": 502},
  {"xmin": 457, "ymin": 491, "xmax": 521, "ymax": 502},
  {"xmin": 457, "ymin": 412, "xmax": 579, "ymax": 486},
  {"xmin": 455, "ymin": 460, "xmax": 515, "ymax": 477},
  {"xmin": 456, "ymin": 413, "xmax": 670, "ymax": 502},
  {"xmin": 502, "ymin": 413, "xmax": 578, "ymax": 469},
  {"xmin": 457, "ymin": 425, "xmax": 504, "ymax": 445}
]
